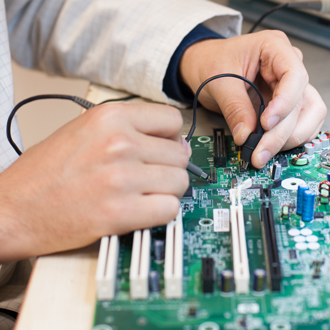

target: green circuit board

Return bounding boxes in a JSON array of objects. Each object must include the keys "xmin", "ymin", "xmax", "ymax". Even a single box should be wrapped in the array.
[{"xmin": 93, "ymin": 133, "xmax": 330, "ymax": 330}]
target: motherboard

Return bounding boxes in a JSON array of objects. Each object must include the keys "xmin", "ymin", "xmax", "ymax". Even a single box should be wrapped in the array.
[{"xmin": 93, "ymin": 130, "xmax": 330, "ymax": 330}]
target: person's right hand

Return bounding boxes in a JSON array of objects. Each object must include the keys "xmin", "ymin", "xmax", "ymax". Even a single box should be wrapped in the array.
[{"xmin": 0, "ymin": 103, "xmax": 190, "ymax": 262}]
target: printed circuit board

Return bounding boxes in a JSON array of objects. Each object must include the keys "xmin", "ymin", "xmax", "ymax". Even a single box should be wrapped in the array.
[{"xmin": 93, "ymin": 131, "xmax": 330, "ymax": 330}]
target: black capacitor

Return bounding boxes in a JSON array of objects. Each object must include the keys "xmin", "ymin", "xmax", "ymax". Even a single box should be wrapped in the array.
[
  {"xmin": 220, "ymin": 269, "xmax": 234, "ymax": 293},
  {"xmin": 154, "ymin": 240, "xmax": 164, "ymax": 262},
  {"xmin": 149, "ymin": 270, "xmax": 160, "ymax": 292},
  {"xmin": 253, "ymin": 268, "xmax": 267, "ymax": 292}
]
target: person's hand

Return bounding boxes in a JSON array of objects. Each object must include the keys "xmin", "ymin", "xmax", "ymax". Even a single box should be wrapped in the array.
[
  {"xmin": 0, "ymin": 103, "xmax": 190, "ymax": 262},
  {"xmin": 180, "ymin": 30, "xmax": 327, "ymax": 168}
]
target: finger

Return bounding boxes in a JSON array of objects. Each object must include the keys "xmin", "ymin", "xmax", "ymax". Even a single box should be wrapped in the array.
[
  {"xmin": 107, "ymin": 163, "xmax": 189, "ymax": 198},
  {"xmin": 258, "ymin": 32, "xmax": 309, "ymax": 131},
  {"xmin": 251, "ymin": 104, "xmax": 300, "ymax": 168},
  {"xmin": 293, "ymin": 46, "xmax": 303, "ymax": 61},
  {"xmin": 108, "ymin": 194, "xmax": 181, "ymax": 234},
  {"xmin": 207, "ymin": 78, "xmax": 258, "ymax": 145},
  {"xmin": 105, "ymin": 132, "xmax": 190, "ymax": 168},
  {"xmin": 281, "ymin": 85, "xmax": 327, "ymax": 150},
  {"xmin": 134, "ymin": 164, "xmax": 189, "ymax": 197},
  {"xmin": 109, "ymin": 103, "xmax": 184, "ymax": 141}
]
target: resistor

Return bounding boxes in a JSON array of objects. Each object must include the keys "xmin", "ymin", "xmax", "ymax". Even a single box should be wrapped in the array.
[
  {"xmin": 297, "ymin": 184, "xmax": 309, "ymax": 215},
  {"xmin": 302, "ymin": 190, "xmax": 315, "ymax": 222}
]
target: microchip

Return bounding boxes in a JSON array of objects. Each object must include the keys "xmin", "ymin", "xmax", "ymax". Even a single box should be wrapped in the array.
[
  {"xmin": 289, "ymin": 249, "xmax": 297, "ymax": 260},
  {"xmin": 277, "ymin": 155, "xmax": 289, "ymax": 167},
  {"xmin": 183, "ymin": 186, "xmax": 193, "ymax": 199},
  {"xmin": 188, "ymin": 307, "xmax": 197, "ymax": 316},
  {"xmin": 314, "ymin": 212, "xmax": 324, "ymax": 219}
]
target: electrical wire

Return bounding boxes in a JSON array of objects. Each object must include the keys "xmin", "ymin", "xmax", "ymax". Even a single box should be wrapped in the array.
[
  {"xmin": 98, "ymin": 95, "xmax": 138, "ymax": 104},
  {"xmin": 248, "ymin": 3, "xmax": 289, "ymax": 33},
  {"xmin": 186, "ymin": 73, "xmax": 265, "ymax": 143},
  {"xmin": 7, "ymin": 94, "xmax": 96, "ymax": 155}
]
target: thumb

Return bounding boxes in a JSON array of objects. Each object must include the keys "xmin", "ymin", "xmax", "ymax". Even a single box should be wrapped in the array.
[{"xmin": 207, "ymin": 79, "xmax": 258, "ymax": 145}]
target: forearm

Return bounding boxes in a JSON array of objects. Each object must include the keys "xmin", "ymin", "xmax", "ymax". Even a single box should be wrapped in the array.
[{"xmin": 6, "ymin": 0, "xmax": 241, "ymax": 105}]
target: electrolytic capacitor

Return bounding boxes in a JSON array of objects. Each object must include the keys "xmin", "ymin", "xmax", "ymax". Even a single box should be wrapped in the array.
[
  {"xmin": 320, "ymin": 134, "xmax": 329, "ymax": 148},
  {"xmin": 304, "ymin": 143, "xmax": 315, "ymax": 156},
  {"xmin": 153, "ymin": 240, "xmax": 164, "ymax": 262},
  {"xmin": 302, "ymin": 190, "xmax": 315, "ymax": 222},
  {"xmin": 253, "ymin": 268, "xmax": 267, "ymax": 292},
  {"xmin": 327, "ymin": 172, "xmax": 330, "ymax": 182},
  {"xmin": 297, "ymin": 184, "xmax": 309, "ymax": 215},
  {"xmin": 149, "ymin": 270, "xmax": 160, "ymax": 292},
  {"xmin": 220, "ymin": 269, "xmax": 234, "ymax": 293},
  {"xmin": 312, "ymin": 139, "xmax": 322, "ymax": 151}
]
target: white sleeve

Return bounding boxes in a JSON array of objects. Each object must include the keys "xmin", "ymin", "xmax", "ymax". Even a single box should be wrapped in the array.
[{"xmin": 5, "ymin": 0, "xmax": 242, "ymax": 106}]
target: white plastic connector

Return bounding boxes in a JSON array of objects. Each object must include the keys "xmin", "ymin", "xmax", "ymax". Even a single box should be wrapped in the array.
[
  {"xmin": 230, "ymin": 179, "xmax": 251, "ymax": 294},
  {"xmin": 164, "ymin": 208, "xmax": 183, "ymax": 299},
  {"xmin": 129, "ymin": 229, "xmax": 151, "ymax": 300},
  {"xmin": 96, "ymin": 235, "xmax": 120, "ymax": 300}
]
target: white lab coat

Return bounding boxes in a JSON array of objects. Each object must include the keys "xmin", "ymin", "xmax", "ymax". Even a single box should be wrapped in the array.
[{"xmin": 0, "ymin": 1, "xmax": 241, "ymax": 326}]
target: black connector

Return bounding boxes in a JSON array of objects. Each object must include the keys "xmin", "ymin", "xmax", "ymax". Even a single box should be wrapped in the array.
[
  {"xmin": 213, "ymin": 128, "xmax": 227, "ymax": 168},
  {"xmin": 240, "ymin": 133, "xmax": 263, "ymax": 164},
  {"xmin": 260, "ymin": 202, "xmax": 281, "ymax": 291},
  {"xmin": 202, "ymin": 258, "xmax": 215, "ymax": 293},
  {"xmin": 240, "ymin": 104, "xmax": 265, "ymax": 165}
]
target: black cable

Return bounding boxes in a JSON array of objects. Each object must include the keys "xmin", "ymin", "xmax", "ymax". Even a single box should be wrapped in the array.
[
  {"xmin": 186, "ymin": 73, "xmax": 265, "ymax": 143},
  {"xmin": 248, "ymin": 3, "xmax": 289, "ymax": 33},
  {"xmin": 186, "ymin": 73, "xmax": 265, "ymax": 165},
  {"xmin": 6, "ymin": 94, "xmax": 96, "ymax": 156},
  {"xmin": 98, "ymin": 95, "xmax": 138, "ymax": 104},
  {"xmin": 7, "ymin": 93, "xmax": 210, "ymax": 180}
]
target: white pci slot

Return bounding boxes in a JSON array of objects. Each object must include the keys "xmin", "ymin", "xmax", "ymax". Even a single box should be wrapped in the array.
[
  {"xmin": 230, "ymin": 179, "xmax": 252, "ymax": 294},
  {"xmin": 164, "ymin": 208, "xmax": 183, "ymax": 299},
  {"xmin": 96, "ymin": 235, "xmax": 120, "ymax": 300},
  {"xmin": 129, "ymin": 229, "xmax": 151, "ymax": 300}
]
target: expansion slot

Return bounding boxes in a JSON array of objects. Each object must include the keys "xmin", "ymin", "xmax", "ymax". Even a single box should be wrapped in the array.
[
  {"xmin": 164, "ymin": 208, "xmax": 183, "ymax": 299},
  {"xmin": 229, "ymin": 180, "xmax": 251, "ymax": 294},
  {"xmin": 213, "ymin": 128, "xmax": 227, "ymax": 167},
  {"xmin": 129, "ymin": 229, "xmax": 151, "ymax": 299},
  {"xmin": 260, "ymin": 202, "xmax": 282, "ymax": 291},
  {"xmin": 95, "ymin": 235, "xmax": 120, "ymax": 300}
]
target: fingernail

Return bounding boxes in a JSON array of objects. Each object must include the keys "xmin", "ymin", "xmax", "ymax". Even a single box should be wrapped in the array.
[
  {"xmin": 181, "ymin": 137, "xmax": 192, "ymax": 157},
  {"xmin": 232, "ymin": 122, "xmax": 246, "ymax": 144},
  {"xmin": 257, "ymin": 150, "xmax": 271, "ymax": 167},
  {"xmin": 267, "ymin": 116, "xmax": 279, "ymax": 129}
]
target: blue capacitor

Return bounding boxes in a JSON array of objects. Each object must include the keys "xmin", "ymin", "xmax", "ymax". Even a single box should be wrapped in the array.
[
  {"xmin": 327, "ymin": 172, "xmax": 330, "ymax": 182},
  {"xmin": 302, "ymin": 190, "xmax": 315, "ymax": 222},
  {"xmin": 297, "ymin": 184, "xmax": 309, "ymax": 215}
]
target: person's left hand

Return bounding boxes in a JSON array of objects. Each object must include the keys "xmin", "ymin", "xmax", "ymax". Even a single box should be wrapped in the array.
[{"xmin": 179, "ymin": 30, "xmax": 327, "ymax": 168}]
